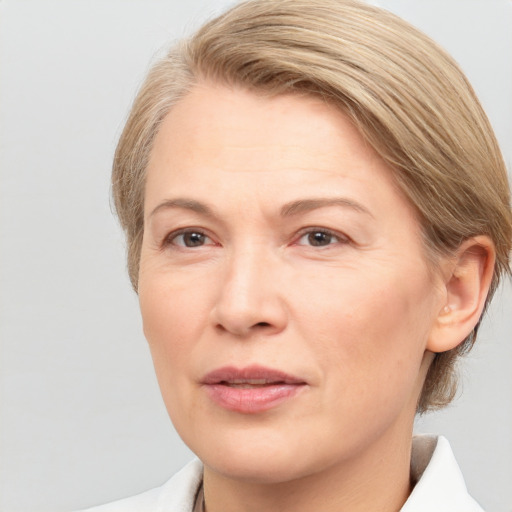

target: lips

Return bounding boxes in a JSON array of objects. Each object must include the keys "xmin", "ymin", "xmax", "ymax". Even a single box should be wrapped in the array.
[{"xmin": 201, "ymin": 365, "xmax": 307, "ymax": 413}]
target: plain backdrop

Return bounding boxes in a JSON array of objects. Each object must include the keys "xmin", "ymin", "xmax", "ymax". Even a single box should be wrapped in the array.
[{"xmin": 0, "ymin": 1, "xmax": 511, "ymax": 511}]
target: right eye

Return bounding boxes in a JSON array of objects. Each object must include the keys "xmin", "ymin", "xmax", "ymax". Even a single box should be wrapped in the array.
[{"xmin": 166, "ymin": 230, "xmax": 213, "ymax": 248}]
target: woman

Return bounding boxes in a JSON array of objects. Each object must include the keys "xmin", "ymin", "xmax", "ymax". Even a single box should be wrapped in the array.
[{"xmin": 82, "ymin": 0, "xmax": 511, "ymax": 510}]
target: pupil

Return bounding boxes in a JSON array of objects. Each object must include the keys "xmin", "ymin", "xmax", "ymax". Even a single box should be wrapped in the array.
[
  {"xmin": 184, "ymin": 232, "xmax": 204, "ymax": 247},
  {"xmin": 309, "ymin": 232, "xmax": 331, "ymax": 246}
]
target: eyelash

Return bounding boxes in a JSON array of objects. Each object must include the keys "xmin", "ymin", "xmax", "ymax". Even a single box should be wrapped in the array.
[
  {"xmin": 162, "ymin": 227, "xmax": 350, "ymax": 251},
  {"xmin": 163, "ymin": 228, "xmax": 215, "ymax": 249},
  {"xmin": 294, "ymin": 227, "xmax": 349, "ymax": 248}
]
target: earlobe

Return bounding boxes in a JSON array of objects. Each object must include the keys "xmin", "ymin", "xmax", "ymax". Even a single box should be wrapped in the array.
[{"xmin": 427, "ymin": 236, "xmax": 496, "ymax": 353}]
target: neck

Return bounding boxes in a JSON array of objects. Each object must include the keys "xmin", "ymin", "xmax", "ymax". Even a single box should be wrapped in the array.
[{"xmin": 202, "ymin": 419, "xmax": 414, "ymax": 512}]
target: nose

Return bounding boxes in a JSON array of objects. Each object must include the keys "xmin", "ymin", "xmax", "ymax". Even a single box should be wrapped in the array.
[{"xmin": 210, "ymin": 246, "xmax": 288, "ymax": 338}]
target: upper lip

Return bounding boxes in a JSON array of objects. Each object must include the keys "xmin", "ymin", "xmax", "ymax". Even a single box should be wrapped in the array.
[{"xmin": 201, "ymin": 365, "xmax": 306, "ymax": 385}]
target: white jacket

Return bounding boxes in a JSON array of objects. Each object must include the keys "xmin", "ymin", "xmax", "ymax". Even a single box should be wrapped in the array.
[{"xmin": 79, "ymin": 435, "xmax": 484, "ymax": 512}]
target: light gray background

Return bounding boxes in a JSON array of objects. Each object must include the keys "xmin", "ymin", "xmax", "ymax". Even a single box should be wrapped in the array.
[{"xmin": 1, "ymin": 1, "xmax": 510, "ymax": 511}]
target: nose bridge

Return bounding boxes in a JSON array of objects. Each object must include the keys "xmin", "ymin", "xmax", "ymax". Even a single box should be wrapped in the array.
[
  {"xmin": 211, "ymin": 240, "xmax": 286, "ymax": 336},
  {"xmin": 229, "ymin": 242, "xmax": 270, "ymax": 307}
]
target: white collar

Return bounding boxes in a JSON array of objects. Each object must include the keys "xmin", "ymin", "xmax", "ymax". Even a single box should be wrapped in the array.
[{"xmin": 401, "ymin": 434, "xmax": 483, "ymax": 511}]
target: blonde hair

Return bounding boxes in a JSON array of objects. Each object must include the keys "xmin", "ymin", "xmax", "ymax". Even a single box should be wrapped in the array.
[{"xmin": 112, "ymin": 0, "xmax": 512, "ymax": 412}]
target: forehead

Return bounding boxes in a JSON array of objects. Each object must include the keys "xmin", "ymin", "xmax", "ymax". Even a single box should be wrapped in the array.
[{"xmin": 147, "ymin": 82, "xmax": 394, "ymax": 194}]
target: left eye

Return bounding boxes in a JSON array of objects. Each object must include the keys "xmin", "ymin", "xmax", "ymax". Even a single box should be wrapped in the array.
[
  {"xmin": 297, "ymin": 229, "xmax": 345, "ymax": 247},
  {"xmin": 168, "ymin": 230, "xmax": 213, "ymax": 248}
]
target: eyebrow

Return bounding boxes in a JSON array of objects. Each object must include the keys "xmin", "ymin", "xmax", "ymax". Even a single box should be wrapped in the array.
[
  {"xmin": 149, "ymin": 198, "xmax": 214, "ymax": 219},
  {"xmin": 149, "ymin": 196, "xmax": 373, "ymax": 219},
  {"xmin": 280, "ymin": 198, "xmax": 373, "ymax": 218}
]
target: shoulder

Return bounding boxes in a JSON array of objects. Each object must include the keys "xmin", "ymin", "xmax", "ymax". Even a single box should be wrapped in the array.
[
  {"xmin": 401, "ymin": 435, "xmax": 484, "ymax": 512},
  {"xmin": 76, "ymin": 459, "xmax": 203, "ymax": 512}
]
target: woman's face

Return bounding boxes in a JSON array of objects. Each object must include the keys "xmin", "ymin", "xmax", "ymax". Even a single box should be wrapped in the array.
[{"xmin": 139, "ymin": 83, "xmax": 445, "ymax": 483}]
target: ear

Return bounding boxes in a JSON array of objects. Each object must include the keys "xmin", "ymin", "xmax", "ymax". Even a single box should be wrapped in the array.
[{"xmin": 427, "ymin": 236, "xmax": 496, "ymax": 353}]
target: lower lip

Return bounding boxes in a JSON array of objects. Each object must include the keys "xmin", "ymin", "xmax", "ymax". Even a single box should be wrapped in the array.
[{"xmin": 203, "ymin": 383, "xmax": 305, "ymax": 413}]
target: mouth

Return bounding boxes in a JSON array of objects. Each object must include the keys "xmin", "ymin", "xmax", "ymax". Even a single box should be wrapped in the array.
[
  {"xmin": 219, "ymin": 379, "xmax": 288, "ymax": 389},
  {"xmin": 201, "ymin": 365, "xmax": 307, "ymax": 414}
]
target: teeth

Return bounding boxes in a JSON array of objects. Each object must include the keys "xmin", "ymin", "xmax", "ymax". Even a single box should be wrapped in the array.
[
  {"xmin": 229, "ymin": 384, "xmax": 262, "ymax": 389},
  {"xmin": 231, "ymin": 379, "xmax": 270, "ymax": 385},
  {"xmin": 224, "ymin": 379, "xmax": 283, "ymax": 388}
]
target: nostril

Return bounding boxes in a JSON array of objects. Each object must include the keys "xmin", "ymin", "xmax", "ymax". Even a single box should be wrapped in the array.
[{"xmin": 255, "ymin": 322, "xmax": 271, "ymax": 328}]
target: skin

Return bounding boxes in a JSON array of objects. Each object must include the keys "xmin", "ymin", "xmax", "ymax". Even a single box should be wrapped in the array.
[{"xmin": 138, "ymin": 82, "xmax": 493, "ymax": 512}]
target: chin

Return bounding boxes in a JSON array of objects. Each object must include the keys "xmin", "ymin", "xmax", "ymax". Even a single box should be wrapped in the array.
[
  {"xmin": 204, "ymin": 450, "xmax": 313, "ymax": 484},
  {"xmin": 182, "ymin": 422, "xmax": 340, "ymax": 485}
]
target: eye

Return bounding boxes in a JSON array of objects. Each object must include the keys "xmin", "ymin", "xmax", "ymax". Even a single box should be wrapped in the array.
[
  {"xmin": 297, "ymin": 228, "xmax": 347, "ymax": 247},
  {"xmin": 166, "ymin": 229, "xmax": 213, "ymax": 248}
]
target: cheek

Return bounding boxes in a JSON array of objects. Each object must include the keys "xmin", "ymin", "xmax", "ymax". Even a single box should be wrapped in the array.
[
  {"xmin": 138, "ymin": 268, "xmax": 213, "ymax": 378},
  {"xmin": 294, "ymin": 267, "xmax": 434, "ymax": 398},
  {"xmin": 138, "ymin": 273, "xmax": 212, "ymax": 434}
]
